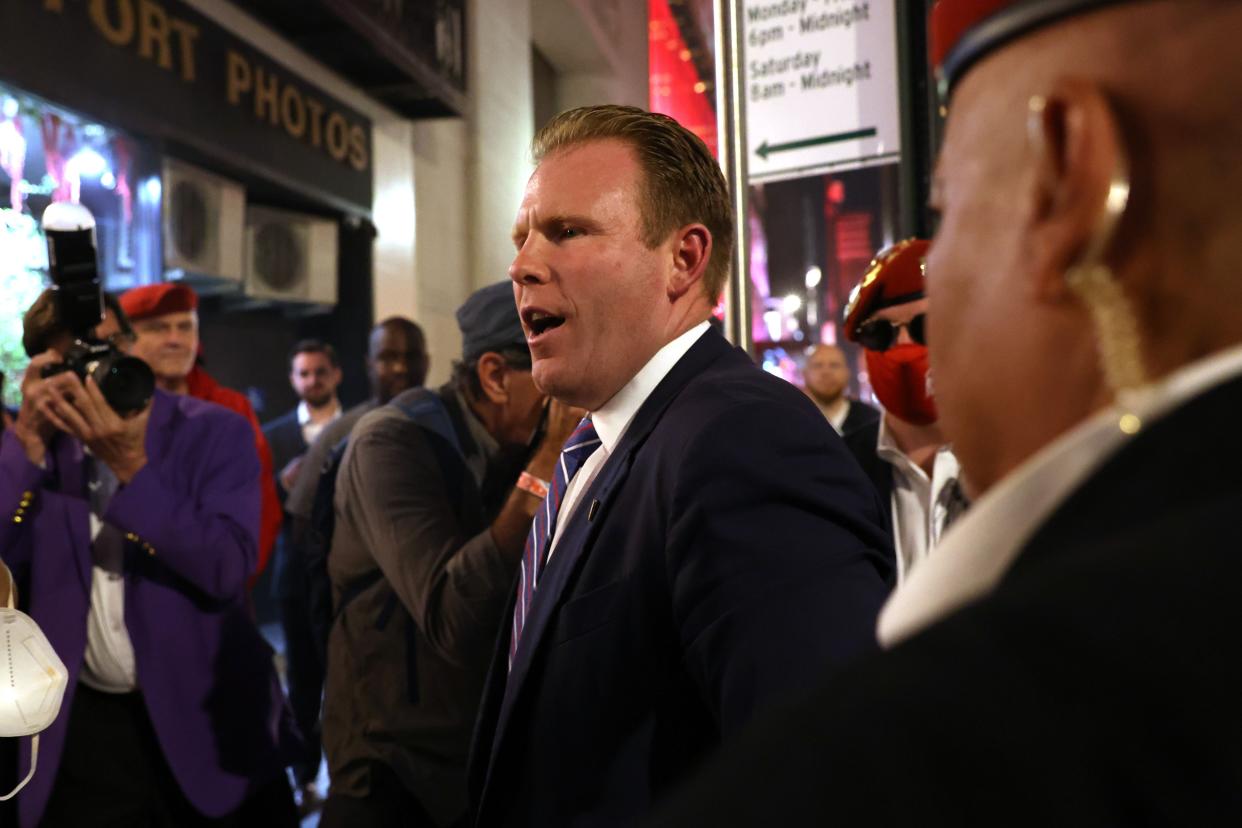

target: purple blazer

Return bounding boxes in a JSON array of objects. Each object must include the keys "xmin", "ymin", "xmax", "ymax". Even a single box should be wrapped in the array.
[{"xmin": 0, "ymin": 390, "xmax": 290, "ymax": 827}]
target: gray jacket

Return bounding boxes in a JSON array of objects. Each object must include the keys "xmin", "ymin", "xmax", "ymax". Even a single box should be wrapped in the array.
[{"xmin": 322, "ymin": 387, "xmax": 518, "ymax": 825}]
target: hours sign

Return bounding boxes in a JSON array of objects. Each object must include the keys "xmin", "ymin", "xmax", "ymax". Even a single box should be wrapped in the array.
[{"xmin": 742, "ymin": 0, "xmax": 901, "ymax": 182}]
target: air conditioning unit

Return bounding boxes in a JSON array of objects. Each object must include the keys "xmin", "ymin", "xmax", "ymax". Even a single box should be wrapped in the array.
[
  {"xmin": 161, "ymin": 159, "xmax": 245, "ymax": 289},
  {"xmin": 244, "ymin": 206, "xmax": 338, "ymax": 306}
]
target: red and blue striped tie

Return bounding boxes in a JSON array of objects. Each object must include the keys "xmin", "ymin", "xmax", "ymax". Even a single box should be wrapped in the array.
[{"xmin": 509, "ymin": 416, "xmax": 601, "ymax": 669}]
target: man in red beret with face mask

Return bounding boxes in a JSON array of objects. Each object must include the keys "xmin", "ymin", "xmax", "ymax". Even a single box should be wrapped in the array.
[
  {"xmin": 841, "ymin": 238, "xmax": 966, "ymax": 583},
  {"xmin": 119, "ymin": 283, "xmax": 281, "ymax": 576},
  {"xmin": 651, "ymin": 0, "xmax": 1242, "ymax": 823}
]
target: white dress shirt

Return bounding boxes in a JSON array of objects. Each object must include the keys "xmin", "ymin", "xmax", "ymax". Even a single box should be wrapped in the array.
[
  {"xmin": 546, "ymin": 322, "xmax": 710, "ymax": 561},
  {"xmin": 298, "ymin": 399, "xmax": 341, "ymax": 446},
  {"xmin": 80, "ymin": 459, "xmax": 138, "ymax": 693},
  {"xmin": 875, "ymin": 419, "xmax": 961, "ymax": 584},
  {"xmin": 878, "ymin": 342, "xmax": 1242, "ymax": 649},
  {"xmin": 819, "ymin": 400, "xmax": 851, "ymax": 434}
]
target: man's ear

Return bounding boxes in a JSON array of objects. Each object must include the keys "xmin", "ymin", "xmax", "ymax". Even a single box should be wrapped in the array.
[
  {"xmin": 1024, "ymin": 78, "xmax": 1125, "ymax": 302},
  {"xmin": 667, "ymin": 224, "xmax": 712, "ymax": 301},
  {"xmin": 475, "ymin": 352, "xmax": 509, "ymax": 405}
]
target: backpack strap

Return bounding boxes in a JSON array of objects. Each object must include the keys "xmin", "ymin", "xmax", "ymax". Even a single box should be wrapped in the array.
[{"xmin": 390, "ymin": 388, "xmax": 465, "ymax": 459}]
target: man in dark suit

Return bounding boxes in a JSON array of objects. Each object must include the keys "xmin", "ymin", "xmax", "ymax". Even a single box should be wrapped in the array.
[
  {"xmin": 262, "ymin": 339, "xmax": 342, "ymax": 810},
  {"xmin": 264, "ymin": 340, "xmax": 344, "ymax": 492},
  {"xmin": 649, "ymin": 1, "xmax": 1242, "ymax": 824},
  {"xmin": 802, "ymin": 343, "xmax": 879, "ymax": 434},
  {"xmin": 467, "ymin": 105, "xmax": 893, "ymax": 826}
]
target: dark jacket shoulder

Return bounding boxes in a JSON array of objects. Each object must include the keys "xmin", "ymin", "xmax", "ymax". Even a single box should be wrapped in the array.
[
  {"xmin": 841, "ymin": 399, "xmax": 881, "ymax": 434},
  {"xmin": 842, "ymin": 418, "xmax": 891, "ymax": 521},
  {"xmin": 649, "ymin": 336, "xmax": 835, "ymax": 450},
  {"xmin": 263, "ymin": 407, "xmax": 307, "ymax": 471},
  {"xmin": 261, "ymin": 407, "xmax": 300, "ymax": 436}
]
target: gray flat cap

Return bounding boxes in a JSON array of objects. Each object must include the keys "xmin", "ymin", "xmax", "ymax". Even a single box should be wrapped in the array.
[{"xmin": 457, "ymin": 281, "xmax": 527, "ymax": 361}]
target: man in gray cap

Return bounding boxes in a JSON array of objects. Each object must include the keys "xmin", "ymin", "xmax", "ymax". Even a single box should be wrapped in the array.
[{"xmin": 320, "ymin": 282, "xmax": 581, "ymax": 828}]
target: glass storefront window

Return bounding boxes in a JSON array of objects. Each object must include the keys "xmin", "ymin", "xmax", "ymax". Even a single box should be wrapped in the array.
[
  {"xmin": 0, "ymin": 210, "xmax": 47, "ymax": 408},
  {"xmin": 0, "ymin": 84, "xmax": 161, "ymax": 407}
]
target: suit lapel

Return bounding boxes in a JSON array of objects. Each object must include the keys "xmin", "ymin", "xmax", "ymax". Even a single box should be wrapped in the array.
[
  {"xmin": 476, "ymin": 328, "xmax": 736, "ymax": 806},
  {"xmin": 491, "ymin": 445, "xmax": 635, "ymax": 716}
]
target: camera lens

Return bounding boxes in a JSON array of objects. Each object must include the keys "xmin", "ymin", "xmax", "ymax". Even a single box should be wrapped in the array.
[{"xmin": 94, "ymin": 356, "xmax": 155, "ymax": 416}]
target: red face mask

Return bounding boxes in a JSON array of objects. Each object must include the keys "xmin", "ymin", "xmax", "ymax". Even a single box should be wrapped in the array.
[{"xmin": 865, "ymin": 344, "xmax": 938, "ymax": 426}]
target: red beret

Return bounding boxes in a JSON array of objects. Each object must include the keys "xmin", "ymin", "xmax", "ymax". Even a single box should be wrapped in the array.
[
  {"xmin": 930, "ymin": 0, "xmax": 1009, "ymax": 73},
  {"xmin": 119, "ymin": 283, "xmax": 198, "ymax": 321},
  {"xmin": 843, "ymin": 239, "xmax": 929, "ymax": 343},
  {"xmin": 932, "ymin": 0, "xmax": 1134, "ymax": 99}
]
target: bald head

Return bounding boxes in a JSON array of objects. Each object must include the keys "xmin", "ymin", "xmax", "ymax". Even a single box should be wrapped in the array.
[
  {"xmin": 927, "ymin": 0, "xmax": 1242, "ymax": 493},
  {"xmin": 952, "ymin": 4, "xmax": 1241, "ymax": 230},
  {"xmin": 371, "ymin": 317, "xmax": 425, "ymax": 351},
  {"xmin": 367, "ymin": 317, "xmax": 428, "ymax": 403}
]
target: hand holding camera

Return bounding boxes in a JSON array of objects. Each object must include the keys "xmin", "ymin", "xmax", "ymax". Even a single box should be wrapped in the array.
[
  {"xmin": 9, "ymin": 204, "xmax": 157, "ymax": 479},
  {"xmin": 14, "ymin": 352, "xmax": 151, "ymax": 482},
  {"xmin": 11, "ymin": 352, "xmax": 75, "ymax": 467},
  {"xmin": 52, "ymin": 371, "xmax": 150, "ymax": 484}
]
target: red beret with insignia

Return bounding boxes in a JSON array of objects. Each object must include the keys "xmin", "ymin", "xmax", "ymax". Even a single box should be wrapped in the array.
[
  {"xmin": 843, "ymin": 239, "xmax": 929, "ymax": 343},
  {"xmin": 119, "ymin": 283, "xmax": 198, "ymax": 322}
]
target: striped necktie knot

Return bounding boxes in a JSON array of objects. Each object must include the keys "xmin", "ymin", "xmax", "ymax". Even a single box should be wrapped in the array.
[{"xmin": 557, "ymin": 418, "xmax": 601, "ymax": 481}]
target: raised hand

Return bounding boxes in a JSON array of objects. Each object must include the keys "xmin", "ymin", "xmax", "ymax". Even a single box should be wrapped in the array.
[
  {"xmin": 527, "ymin": 398, "xmax": 590, "ymax": 482},
  {"xmin": 50, "ymin": 373, "xmax": 152, "ymax": 484},
  {"xmin": 11, "ymin": 351, "xmax": 80, "ymax": 467}
]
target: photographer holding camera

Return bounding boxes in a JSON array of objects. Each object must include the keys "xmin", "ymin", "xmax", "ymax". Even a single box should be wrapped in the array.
[
  {"xmin": 13, "ymin": 288, "xmax": 149, "ymax": 480},
  {"xmin": 0, "ymin": 205, "xmax": 297, "ymax": 828}
]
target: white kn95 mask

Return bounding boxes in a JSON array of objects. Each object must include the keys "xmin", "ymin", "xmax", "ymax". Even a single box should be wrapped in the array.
[{"xmin": 0, "ymin": 563, "xmax": 69, "ymax": 800}]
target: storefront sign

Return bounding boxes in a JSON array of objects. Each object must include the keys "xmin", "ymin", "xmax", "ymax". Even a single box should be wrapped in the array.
[
  {"xmin": 743, "ymin": 0, "xmax": 901, "ymax": 182},
  {"xmin": 0, "ymin": 0, "xmax": 373, "ymax": 213}
]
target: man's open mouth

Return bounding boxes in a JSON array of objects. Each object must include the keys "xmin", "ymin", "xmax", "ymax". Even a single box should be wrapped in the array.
[{"xmin": 525, "ymin": 310, "xmax": 566, "ymax": 336}]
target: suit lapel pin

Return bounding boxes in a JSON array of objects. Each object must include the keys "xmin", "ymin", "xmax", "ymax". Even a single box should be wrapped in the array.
[{"xmin": 587, "ymin": 499, "xmax": 601, "ymax": 522}]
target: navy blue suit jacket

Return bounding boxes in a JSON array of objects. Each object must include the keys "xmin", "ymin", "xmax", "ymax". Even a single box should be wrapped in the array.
[
  {"xmin": 262, "ymin": 409, "xmax": 307, "ymax": 501},
  {"xmin": 467, "ymin": 328, "xmax": 893, "ymax": 826}
]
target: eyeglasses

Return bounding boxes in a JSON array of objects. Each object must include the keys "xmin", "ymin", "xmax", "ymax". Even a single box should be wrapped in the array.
[{"xmin": 856, "ymin": 313, "xmax": 926, "ymax": 351}]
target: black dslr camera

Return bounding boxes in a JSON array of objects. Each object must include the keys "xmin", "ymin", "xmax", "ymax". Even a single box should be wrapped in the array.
[{"xmin": 40, "ymin": 204, "xmax": 154, "ymax": 416}]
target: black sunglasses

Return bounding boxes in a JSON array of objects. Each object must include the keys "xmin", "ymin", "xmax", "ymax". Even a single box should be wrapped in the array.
[{"xmin": 856, "ymin": 314, "xmax": 927, "ymax": 352}]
